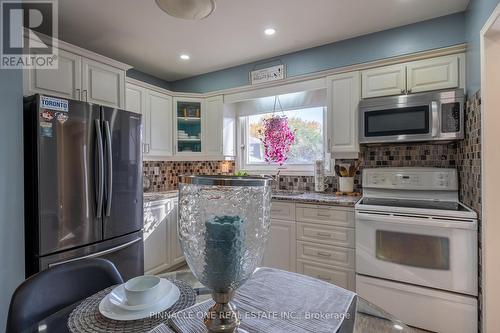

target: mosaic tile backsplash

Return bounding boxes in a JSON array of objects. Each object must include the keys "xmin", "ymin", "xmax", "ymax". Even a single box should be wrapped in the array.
[
  {"xmin": 143, "ymin": 161, "xmax": 235, "ymax": 191},
  {"xmin": 457, "ymin": 90, "xmax": 482, "ymax": 216},
  {"xmin": 274, "ymin": 142, "xmax": 458, "ymax": 193}
]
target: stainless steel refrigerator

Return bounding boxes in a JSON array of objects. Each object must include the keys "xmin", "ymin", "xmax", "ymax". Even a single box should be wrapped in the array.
[{"xmin": 24, "ymin": 94, "xmax": 144, "ymax": 280}]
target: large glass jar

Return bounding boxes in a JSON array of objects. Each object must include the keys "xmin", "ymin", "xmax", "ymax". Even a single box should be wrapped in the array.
[{"xmin": 178, "ymin": 175, "xmax": 272, "ymax": 332}]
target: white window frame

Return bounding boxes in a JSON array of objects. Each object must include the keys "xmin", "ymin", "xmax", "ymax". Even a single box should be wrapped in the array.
[{"xmin": 236, "ymin": 107, "xmax": 331, "ymax": 176}]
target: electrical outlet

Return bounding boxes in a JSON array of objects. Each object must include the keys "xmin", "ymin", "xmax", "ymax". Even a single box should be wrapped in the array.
[{"xmin": 154, "ymin": 167, "xmax": 160, "ymax": 175}]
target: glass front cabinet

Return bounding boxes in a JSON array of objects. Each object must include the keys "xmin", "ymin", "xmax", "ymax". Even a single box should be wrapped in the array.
[{"xmin": 174, "ymin": 97, "xmax": 203, "ymax": 154}]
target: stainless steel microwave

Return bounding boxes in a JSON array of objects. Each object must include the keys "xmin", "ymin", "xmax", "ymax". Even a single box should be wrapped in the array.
[{"xmin": 359, "ymin": 89, "xmax": 464, "ymax": 144}]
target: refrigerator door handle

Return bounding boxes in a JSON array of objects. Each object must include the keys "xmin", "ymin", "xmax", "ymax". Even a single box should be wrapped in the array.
[
  {"xmin": 95, "ymin": 119, "xmax": 104, "ymax": 217},
  {"xmin": 104, "ymin": 120, "xmax": 113, "ymax": 217},
  {"xmin": 48, "ymin": 237, "xmax": 142, "ymax": 267}
]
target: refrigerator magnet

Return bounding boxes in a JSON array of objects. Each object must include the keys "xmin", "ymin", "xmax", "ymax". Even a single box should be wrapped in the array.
[
  {"xmin": 56, "ymin": 112, "xmax": 68, "ymax": 124},
  {"xmin": 41, "ymin": 110, "xmax": 55, "ymax": 121},
  {"xmin": 40, "ymin": 122, "xmax": 53, "ymax": 137},
  {"xmin": 40, "ymin": 95, "xmax": 69, "ymax": 113}
]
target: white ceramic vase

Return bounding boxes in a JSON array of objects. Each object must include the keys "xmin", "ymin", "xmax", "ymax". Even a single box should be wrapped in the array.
[{"xmin": 339, "ymin": 177, "xmax": 354, "ymax": 193}]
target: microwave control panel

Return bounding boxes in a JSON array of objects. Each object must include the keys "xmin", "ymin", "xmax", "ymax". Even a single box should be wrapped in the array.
[{"xmin": 441, "ymin": 102, "xmax": 461, "ymax": 133}]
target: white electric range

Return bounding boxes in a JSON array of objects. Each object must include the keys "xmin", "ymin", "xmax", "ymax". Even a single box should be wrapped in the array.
[{"xmin": 355, "ymin": 168, "xmax": 478, "ymax": 333}]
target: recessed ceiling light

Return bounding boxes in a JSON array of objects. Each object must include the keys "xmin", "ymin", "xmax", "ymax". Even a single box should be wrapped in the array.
[
  {"xmin": 180, "ymin": 54, "xmax": 190, "ymax": 60},
  {"xmin": 264, "ymin": 28, "xmax": 276, "ymax": 36},
  {"xmin": 393, "ymin": 324, "xmax": 404, "ymax": 330}
]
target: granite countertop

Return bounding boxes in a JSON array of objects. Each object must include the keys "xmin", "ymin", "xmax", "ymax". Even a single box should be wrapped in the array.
[
  {"xmin": 143, "ymin": 190, "xmax": 178, "ymax": 205},
  {"xmin": 271, "ymin": 191, "xmax": 361, "ymax": 206},
  {"xmin": 144, "ymin": 190, "xmax": 361, "ymax": 207}
]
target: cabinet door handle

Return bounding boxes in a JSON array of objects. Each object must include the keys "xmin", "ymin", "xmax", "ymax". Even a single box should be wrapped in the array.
[
  {"xmin": 317, "ymin": 275, "xmax": 331, "ymax": 281},
  {"xmin": 407, "ymin": 88, "xmax": 412, "ymax": 94},
  {"xmin": 401, "ymin": 89, "xmax": 406, "ymax": 94},
  {"xmin": 83, "ymin": 90, "xmax": 88, "ymax": 102},
  {"xmin": 316, "ymin": 232, "xmax": 332, "ymax": 238},
  {"xmin": 76, "ymin": 88, "xmax": 81, "ymax": 100},
  {"xmin": 316, "ymin": 251, "xmax": 332, "ymax": 257}
]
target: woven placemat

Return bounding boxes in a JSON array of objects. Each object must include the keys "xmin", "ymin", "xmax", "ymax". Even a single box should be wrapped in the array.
[{"xmin": 68, "ymin": 279, "xmax": 196, "ymax": 333}]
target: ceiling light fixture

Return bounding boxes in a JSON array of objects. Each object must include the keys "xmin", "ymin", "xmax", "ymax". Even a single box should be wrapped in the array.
[
  {"xmin": 264, "ymin": 28, "xmax": 276, "ymax": 36},
  {"xmin": 180, "ymin": 54, "xmax": 190, "ymax": 60},
  {"xmin": 155, "ymin": 0, "xmax": 216, "ymax": 20}
]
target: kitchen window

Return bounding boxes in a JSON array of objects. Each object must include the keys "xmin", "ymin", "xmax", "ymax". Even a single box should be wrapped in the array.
[{"xmin": 239, "ymin": 106, "xmax": 328, "ymax": 174}]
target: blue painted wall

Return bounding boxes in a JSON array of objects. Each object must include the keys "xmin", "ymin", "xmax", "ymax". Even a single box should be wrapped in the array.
[
  {"xmin": 127, "ymin": 68, "xmax": 171, "ymax": 90},
  {"xmin": 465, "ymin": 0, "xmax": 500, "ymax": 93},
  {"xmin": 170, "ymin": 13, "xmax": 466, "ymax": 93},
  {"xmin": 0, "ymin": 68, "xmax": 24, "ymax": 331}
]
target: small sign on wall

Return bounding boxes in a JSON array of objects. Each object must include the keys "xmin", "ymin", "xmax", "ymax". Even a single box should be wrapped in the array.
[{"xmin": 250, "ymin": 64, "xmax": 286, "ymax": 85}]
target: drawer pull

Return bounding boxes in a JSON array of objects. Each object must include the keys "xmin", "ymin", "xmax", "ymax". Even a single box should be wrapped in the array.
[
  {"xmin": 316, "ymin": 232, "xmax": 332, "ymax": 238},
  {"xmin": 272, "ymin": 209, "xmax": 283, "ymax": 213},
  {"xmin": 317, "ymin": 212, "xmax": 331, "ymax": 217},
  {"xmin": 317, "ymin": 275, "xmax": 331, "ymax": 281},
  {"xmin": 316, "ymin": 251, "xmax": 332, "ymax": 257}
]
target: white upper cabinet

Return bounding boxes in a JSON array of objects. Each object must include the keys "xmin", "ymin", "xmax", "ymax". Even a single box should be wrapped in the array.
[
  {"xmin": 361, "ymin": 54, "xmax": 463, "ymax": 98},
  {"xmin": 125, "ymin": 83, "xmax": 149, "ymax": 154},
  {"xmin": 361, "ymin": 64, "xmax": 406, "ymax": 98},
  {"xmin": 23, "ymin": 37, "xmax": 129, "ymax": 109},
  {"xmin": 203, "ymin": 96, "xmax": 224, "ymax": 156},
  {"xmin": 81, "ymin": 58, "xmax": 125, "ymax": 108},
  {"xmin": 125, "ymin": 83, "xmax": 146, "ymax": 115},
  {"xmin": 24, "ymin": 49, "xmax": 82, "ymax": 100},
  {"xmin": 126, "ymin": 80, "xmax": 174, "ymax": 159},
  {"xmin": 406, "ymin": 55, "xmax": 459, "ymax": 94},
  {"xmin": 146, "ymin": 91, "xmax": 173, "ymax": 157},
  {"xmin": 327, "ymin": 72, "xmax": 361, "ymax": 158},
  {"xmin": 173, "ymin": 97, "xmax": 204, "ymax": 155}
]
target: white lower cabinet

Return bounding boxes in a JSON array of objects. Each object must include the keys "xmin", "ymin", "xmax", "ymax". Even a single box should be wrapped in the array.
[
  {"xmin": 263, "ymin": 201, "xmax": 356, "ymax": 291},
  {"xmin": 262, "ymin": 219, "xmax": 296, "ymax": 272},
  {"xmin": 169, "ymin": 202, "xmax": 185, "ymax": 266},
  {"xmin": 143, "ymin": 198, "xmax": 184, "ymax": 274},
  {"xmin": 297, "ymin": 260, "xmax": 355, "ymax": 291}
]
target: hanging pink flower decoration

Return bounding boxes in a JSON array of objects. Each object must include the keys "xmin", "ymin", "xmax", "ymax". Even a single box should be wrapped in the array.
[{"xmin": 259, "ymin": 115, "xmax": 296, "ymax": 165}]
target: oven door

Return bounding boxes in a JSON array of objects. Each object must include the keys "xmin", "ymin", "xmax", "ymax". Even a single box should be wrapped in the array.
[
  {"xmin": 355, "ymin": 210, "xmax": 477, "ymax": 296},
  {"xmin": 360, "ymin": 102, "xmax": 437, "ymax": 143}
]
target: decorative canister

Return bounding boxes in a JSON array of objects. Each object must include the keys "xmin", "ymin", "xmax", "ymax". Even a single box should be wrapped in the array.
[
  {"xmin": 339, "ymin": 176, "xmax": 354, "ymax": 193},
  {"xmin": 178, "ymin": 175, "xmax": 272, "ymax": 333},
  {"xmin": 314, "ymin": 160, "xmax": 326, "ymax": 192}
]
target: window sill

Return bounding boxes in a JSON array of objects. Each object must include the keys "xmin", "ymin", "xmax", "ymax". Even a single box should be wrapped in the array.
[{"xmin": 240, "ymin": 169, "xmax": 333, "ymax": 177}]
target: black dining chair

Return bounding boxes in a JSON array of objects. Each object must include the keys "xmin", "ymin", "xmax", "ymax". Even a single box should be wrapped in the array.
[{"xmin": 6, "ymin": 258, "xmax": 124, "ymax": 333}]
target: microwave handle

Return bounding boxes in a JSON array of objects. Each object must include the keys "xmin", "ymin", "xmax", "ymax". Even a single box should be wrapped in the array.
[{"xmin": 431, "ymin": 101, "xmax": 439, "ymax": 137}]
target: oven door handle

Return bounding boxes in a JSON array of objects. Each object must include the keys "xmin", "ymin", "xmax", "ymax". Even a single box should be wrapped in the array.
[
  {"xmin": 355, "ymin": 211, "xmax": 476, "ymax": 230},
  {"xmin": 431, "ymin": 101, "xmax": 440, "ymax": 138}
]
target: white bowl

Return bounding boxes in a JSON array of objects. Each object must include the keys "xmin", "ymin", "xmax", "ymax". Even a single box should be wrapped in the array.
[{"xmin": 124, "ymin": 275, "xmax": 161, "ymax": 306}]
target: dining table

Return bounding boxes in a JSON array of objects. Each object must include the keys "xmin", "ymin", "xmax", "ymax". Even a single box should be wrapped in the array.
[{"xmin": 21, "ymin": 268, "xmax": 416, "ymax": 333}]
